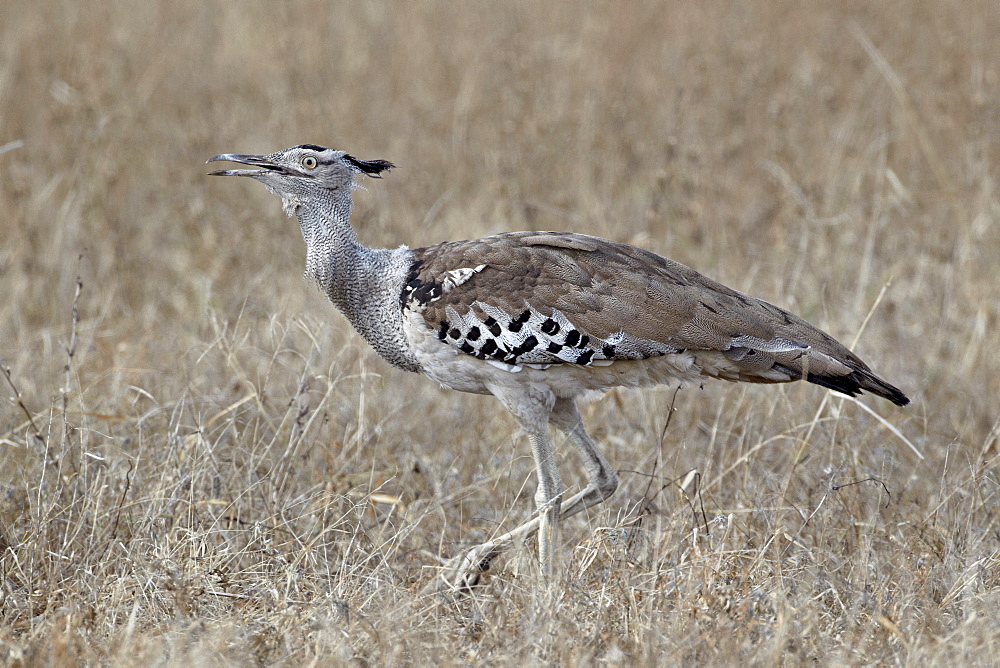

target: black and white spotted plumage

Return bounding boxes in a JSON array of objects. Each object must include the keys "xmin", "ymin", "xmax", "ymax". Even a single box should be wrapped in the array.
[
  {"xmin": 402, "ymin": 253, "xmax": 681, "ymax": 373},
  {"xmin": 430, "ymin": 299, "xmax": 676, "ymax": 369}
]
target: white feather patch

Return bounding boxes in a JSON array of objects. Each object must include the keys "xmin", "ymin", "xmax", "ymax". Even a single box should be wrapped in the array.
[{"xmin": 442, "ymin": 264, "xmax": 487, "ymax": 292}]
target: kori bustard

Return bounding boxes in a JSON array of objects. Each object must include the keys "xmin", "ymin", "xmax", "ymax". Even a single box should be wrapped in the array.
[{"xmin": 208, "ymin": 144, "xmax": 909, "ymax": 590}]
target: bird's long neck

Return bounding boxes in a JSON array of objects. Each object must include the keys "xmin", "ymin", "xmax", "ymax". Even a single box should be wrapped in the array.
[
  {"xmin": 294, "ymin": 190, "xmax": 421, "ymax": 372},
  {"xmin": 296, "ymin": 194, "xmax": 365, "ymax": 311}
]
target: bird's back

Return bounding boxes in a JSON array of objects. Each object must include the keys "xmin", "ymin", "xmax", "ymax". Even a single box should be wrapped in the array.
[{"xmin": 400, "ymin": 231, "xmax": 908, "ymax": 406}]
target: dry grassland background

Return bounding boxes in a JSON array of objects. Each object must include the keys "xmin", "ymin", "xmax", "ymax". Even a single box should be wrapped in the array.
[{"xmin": 1, "ymin": 1, "xmax": 998, "ymax": 664}]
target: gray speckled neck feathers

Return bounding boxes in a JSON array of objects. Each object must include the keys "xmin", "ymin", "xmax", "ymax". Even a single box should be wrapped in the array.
[{"xmin": 293, "ymin": 190, "xmax": 420, "ymax": 373}]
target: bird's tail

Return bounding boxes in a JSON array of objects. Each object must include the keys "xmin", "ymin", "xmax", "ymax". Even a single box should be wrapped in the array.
[{"xmin": 806, "ymin": 362, "xmax": 910, "ymax": 406}]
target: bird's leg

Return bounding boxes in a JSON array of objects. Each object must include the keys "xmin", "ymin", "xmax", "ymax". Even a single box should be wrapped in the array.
[
  {"xmin": 526, "ymin": 428, "xmax": 563, "ymax": 581},
  {"xmin": 425, "ymin": 399, "xmax": 620, "ymax": 595},
  {"xmin": 549, "ymin": 397, "xmax": 619, "ymax": 518},
  {"xmin": 425, "ymin": 383, "xmax": 564, "ymax": 594},
  {"xmin": 423, "ymin": 427, "xmax": 564, "ymax": 595}
]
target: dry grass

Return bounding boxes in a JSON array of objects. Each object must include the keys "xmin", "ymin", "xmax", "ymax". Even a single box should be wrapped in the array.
[{"xmin": 1, "ymin": 1, "xmax": 998, "ymax": 664}]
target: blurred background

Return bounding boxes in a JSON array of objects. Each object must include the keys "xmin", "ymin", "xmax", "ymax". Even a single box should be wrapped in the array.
[{"xmin": 0, "ymin": 1, "xmax": 996, "ymax": 662}]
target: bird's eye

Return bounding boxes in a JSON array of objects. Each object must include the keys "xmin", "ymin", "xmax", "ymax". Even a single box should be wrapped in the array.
[{"xmin": 301, "ymin": 155, "xmax": 318, "ymax": 169}]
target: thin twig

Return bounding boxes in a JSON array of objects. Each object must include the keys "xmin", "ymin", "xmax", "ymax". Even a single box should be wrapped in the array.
[
  {"xmin": 1, "ymin": 364, "xmax": 44, "ymax": 445},
  {"xmin": 832, "ymin": 477, "xmax": 892, "ymax": 508},
  {"xmin": 62, "ymin": 262, "xmax": 84, "ymax": 424},
  {"xmin": 109, "ymin": 460, "xmax": 134, "ymax": 543},
  {"xmin": 638, "ymin": 386, "xmax": 680, "ymax": 511},
  {"xmin": 675, "ymin": 469, "xmax": 709, "ymax": 533}
]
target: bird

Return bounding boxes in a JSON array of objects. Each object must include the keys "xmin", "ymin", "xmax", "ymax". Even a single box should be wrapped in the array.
[{"xmin": 207, "ymin": 144, "xmax": 909, "ymax": 591}]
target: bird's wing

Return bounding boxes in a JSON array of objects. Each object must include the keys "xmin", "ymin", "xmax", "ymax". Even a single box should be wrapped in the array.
[{"xmin": 403, "ymin": 231, "xmax": 907, "ymax": 405}]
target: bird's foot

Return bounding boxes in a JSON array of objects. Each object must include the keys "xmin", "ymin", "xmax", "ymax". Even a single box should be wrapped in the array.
[{"xmin": 421, "ymin": 543, "xmax": 504, "ymax": 596}]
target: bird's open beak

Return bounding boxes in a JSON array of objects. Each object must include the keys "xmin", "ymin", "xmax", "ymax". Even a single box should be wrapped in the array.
[{"xmin": 206, "ymin": 153, "xmax": 287, "ymax": 177}]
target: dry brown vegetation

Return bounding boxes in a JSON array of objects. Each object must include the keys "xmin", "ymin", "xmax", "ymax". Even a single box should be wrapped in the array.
[{"xmin": 1, "ymin": 1, "xmax": 998, "ymax": 664}]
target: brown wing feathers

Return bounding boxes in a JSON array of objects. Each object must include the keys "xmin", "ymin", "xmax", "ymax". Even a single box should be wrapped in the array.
[{"xmin": 403, "ymin": 231, "xmax": 909, "ymax": 406}]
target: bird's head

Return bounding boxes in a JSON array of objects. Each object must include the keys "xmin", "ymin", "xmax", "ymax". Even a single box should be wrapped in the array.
[{"xmin": 207, "ymin": 144, "xmax": 393, "ymax": 217}]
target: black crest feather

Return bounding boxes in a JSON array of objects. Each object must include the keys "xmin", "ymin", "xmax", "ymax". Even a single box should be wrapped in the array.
[{"xmin": 345, "ymin": 155, "xmax": 395, "ymax": 178}]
